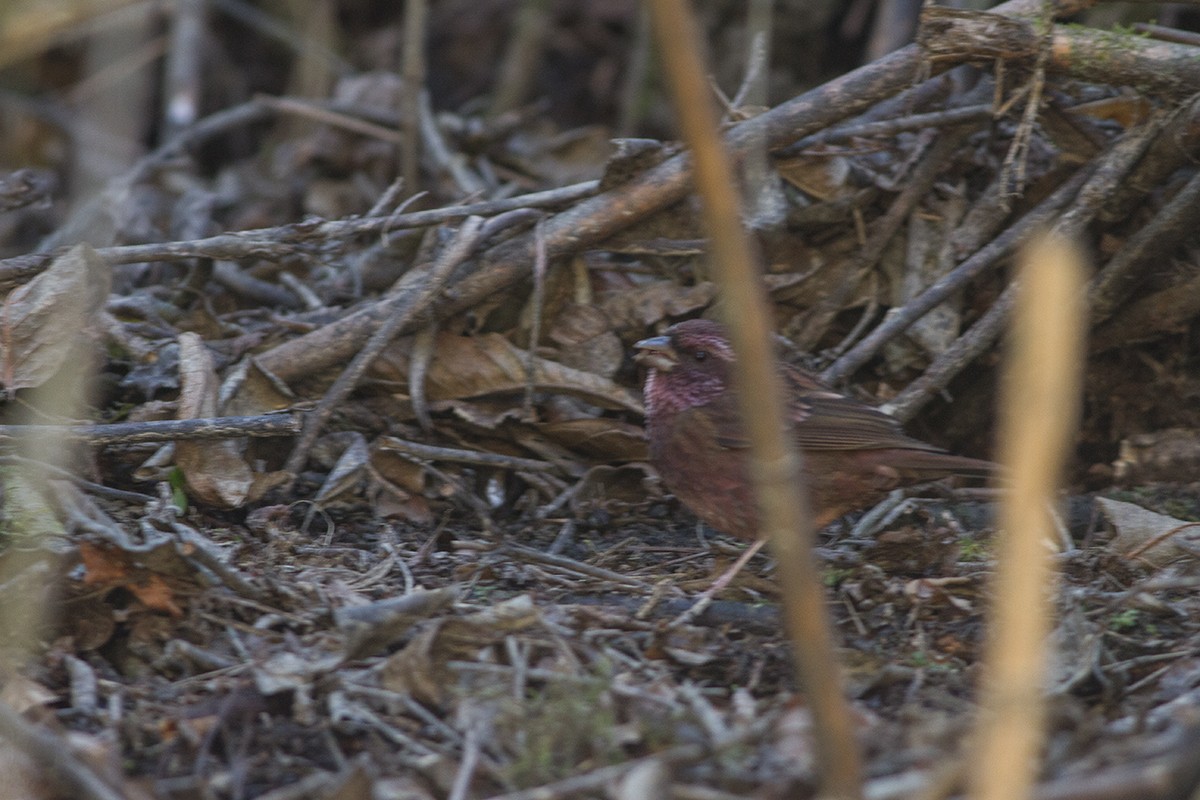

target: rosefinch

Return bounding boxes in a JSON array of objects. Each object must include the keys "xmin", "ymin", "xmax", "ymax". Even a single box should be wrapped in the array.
[{"xmin": 635, "ymin": 319, "xmax": 992, "ymax": 584}]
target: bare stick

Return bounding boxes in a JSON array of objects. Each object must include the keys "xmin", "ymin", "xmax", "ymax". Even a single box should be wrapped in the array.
[
  {"xmin": 789, "ymin": 103, "xmax": 994, "ymax": 149},
  {"xmin": 282, "ymin": 217, "xmax": 486, "ymax": 479},
  {"xmin": 377, "ymin": 437, "xmax": 556, "ymax": 472},
  {"xmin": 0, "ymin": 179, "xmax": 597, "ymax": 278},
  {"xmin": 823, "ymin": 166, "xmax": 1088, "ymax": 384},
  {"xmin": 0, "ymin": 413, "xmax": 299, "ymax": 446},
  {"xmin": 922, "ymin": 7, "xmax": 1200, "ymax": 99},
  {"xmin": 1090, "ymin": 168, "xmax": 1200, "ymax": 321},
  {"xmin": 883, "ymin": 119, "xmax": 1161, "ymax": 419}
]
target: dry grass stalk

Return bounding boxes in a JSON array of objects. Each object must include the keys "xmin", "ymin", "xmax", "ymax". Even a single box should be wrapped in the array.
[
  {"xmin": 969, "ymin": 233, "xmax": 1087, "ymax": 800},
  {"xmin": 648, "ymin": 0, "xmax": 861, "ymax": 797}
]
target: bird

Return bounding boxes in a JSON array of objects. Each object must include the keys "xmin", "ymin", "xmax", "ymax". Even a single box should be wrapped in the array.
[{"xmin": 635, "ymin": 318, "xmax": 994, "ymax": 604}]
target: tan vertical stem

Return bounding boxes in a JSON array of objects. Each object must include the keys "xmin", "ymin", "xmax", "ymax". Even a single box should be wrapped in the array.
[
  {"xmin": 970, "ymin": 233, "xmax": 1086, "ymax": 800},
  {"xmin": 647, "ymin": 1, "xmax": 862, "ymax": 797}
]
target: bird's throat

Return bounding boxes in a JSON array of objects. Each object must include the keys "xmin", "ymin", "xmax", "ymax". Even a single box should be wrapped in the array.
[{"xmin": 644, "ymin": 368, "xmax": 724, "ymax": 418}]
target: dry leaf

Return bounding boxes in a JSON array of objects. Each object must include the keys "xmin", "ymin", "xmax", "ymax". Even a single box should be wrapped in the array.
[
  {"xmin": 569, "ymin": 464, "xmax": 661, "ymax": 515},
  {"xmin": 221, "ymin": 356, "xmax": 297, "ymax": 417},
  {"xmin": 0, "ymin": 243, "xmax": 111, "ymax": 391},
  {"xmin": 335, "ymin": 586, "xmax": 460, "ymax": 660},
  {"xmin": 539, "ymin": 418, "xmax": 648, "ymax": 461},
  {"xmin": 1113, "ymin": 428, "xmax": 1200, "ymax": 484},
  {"xmin": 79, "ymin": 541, "xmax": 183, "ymax": 617},
  {"xmin": 174, "ymin": 332, "xmax": 253, "ymax": 508},
  {"xmin": 369, "ymin": 444, "xmax": 433, "ymax": 523},
  {"xmin": 596, "ymin": 280, "xmax": 716, "ymax": 330},
  {"xmin": 380, "ymin": 595, "xmax": 538, "ymax": 704},
  {"xmin": 776, "ymin": 151, "xmax": 856, "ymax": 200},
  {"xmin": 381, "ymin": 332, "xmax": 643, "ymax": 412},
  {"xmin": 313, "ymin": 432, "xmax": 370, "ymax": 504}
]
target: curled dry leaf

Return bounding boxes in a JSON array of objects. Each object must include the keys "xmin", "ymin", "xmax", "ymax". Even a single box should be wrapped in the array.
[
  {"xmin": 776, "ymin": 150, "xmax": 857, "ymax": 201},
  {"xmin": 569, "ymin": 464, "xmax": 662, "ymax": 516},
  {"xmin": 368, "ymin": 444, "xmax": 434, "ymax": 524},
  {"xmin": 379, "ymin": 594, "xmax": 539, "ymax": 704},
  {"xmin": 220, "ymin": 356, "xmax": 297, "ymax": 417},
  {"xmin": 253, "ymin": 651, "xmax": 343, "ymax": 697},
  {"xmin": 312, "ymin": 432, "xmax": 370, "ymax": 505},
  {"xmin": 379, "ymin": 332, "xmax": 644, "ymax": 413},
  {"xmin": 0, "ymin": 242, "xmax": 111, "ymax": 391},
  {"xmin": 175, "ymin": 332, "xmax": 254, "ymax": 508}
]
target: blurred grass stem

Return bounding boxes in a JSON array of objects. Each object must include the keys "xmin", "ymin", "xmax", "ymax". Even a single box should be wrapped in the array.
[
  {"xmin": 648, "ymin": 0, "xmax": 862, "ymax": 797},
  {"xmin": 969, "ymin": 233, "xmax": 1086, "ymax": 800}
]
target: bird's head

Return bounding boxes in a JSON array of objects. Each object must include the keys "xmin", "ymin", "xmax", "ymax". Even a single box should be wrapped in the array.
[{"xmin": 635, "ymin": 319, "xmax": 735, "ymax": 414}]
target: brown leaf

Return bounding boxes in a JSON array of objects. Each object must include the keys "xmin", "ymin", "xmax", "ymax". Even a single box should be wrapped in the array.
[
  {"xmin": 382, "ymin": 332, "xmax": 643, "ymax": 412},
  {"xmin": 539, "ymin": 418, "xmax": 648, "ymax": 461},
  {"xmin": 1098, "ymin": 497, "xmax": 1200, "ymax": 567},
  {"xmin": 0, "ymin": 243, "xmax": 111, "ymax": 391},
  {"xmin": 78, "ymin": 541, "xmax": 184, "ymax": 617},
  {"xmin": 221, "ymin": 356, "xmax": 297, "ymax": 417},
  {"xmin": 569, "ymin": 464, "xmax": 661, "ymax": 515},
  {"xmin": 380, "ymin": 595, "xmax": 538, "ymax": 704},
  {"xmin": 175, "ymin": 332, "xmax": 253, "ymax": 508},
  {"xmin": 313, "ymin": 432, "xmax": 370, "ymax": 504}
]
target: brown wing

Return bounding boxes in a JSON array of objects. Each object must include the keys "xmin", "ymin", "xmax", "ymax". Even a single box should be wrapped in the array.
[
  {"xmin": 705, "ymin": 365, "xmax": 944, "ymax": 454},
  {"xmin": 783, "ymin": 366, "xmax": 944, "ymax": 453}
]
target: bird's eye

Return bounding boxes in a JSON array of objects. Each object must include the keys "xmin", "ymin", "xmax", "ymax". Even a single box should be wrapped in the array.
[{"xmin": 693, "ymin": 350, "xmax": 708, "ymax": 362}]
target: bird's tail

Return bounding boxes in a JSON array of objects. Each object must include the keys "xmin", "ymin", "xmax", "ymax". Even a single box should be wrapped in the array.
[{"xmin": 894, "ymin": 451, "xmax": 997, "ymax": 480}]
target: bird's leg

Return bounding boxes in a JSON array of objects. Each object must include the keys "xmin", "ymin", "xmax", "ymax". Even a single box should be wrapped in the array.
[{"xmin": 669, "ymin": 538, "xmax": 767, "ymax": 628}]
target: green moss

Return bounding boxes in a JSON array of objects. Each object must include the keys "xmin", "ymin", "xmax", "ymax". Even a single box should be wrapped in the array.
[
  {"xmin": 1161, "ymin": 499, "xmax": 1199, "ymax": 522},
  {"xmin": 1109, "ymin": 608, "xmax": 1139, "ymax": 632},
  {"xmin": 501, "ymin": 668, "xmax": 627, "ymax": 788},
  {"xmin": 823, "ymin": 567, "xmax": 855, "ymax": 587},
  {"xmin": 957, "ymin": 538, "xmax": 990, "ymax": 562}
]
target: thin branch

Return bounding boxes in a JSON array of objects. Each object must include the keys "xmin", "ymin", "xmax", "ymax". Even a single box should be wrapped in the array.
[
  {"xmin": 400, "ymin": 0, "xmax": 427, "ymax": 194},
  {"xmin": 0, "ymin": 413, "xmax": 300, "ymax": 446},
  {"xmin": 282, "ymin": 217, "xmax": 487, "ymax": 479}
]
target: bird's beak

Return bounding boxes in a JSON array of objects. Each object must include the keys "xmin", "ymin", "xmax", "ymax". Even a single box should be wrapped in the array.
[{"xmin": 634, "ymin": 335, "xmax": 677, "ymax": 372}]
